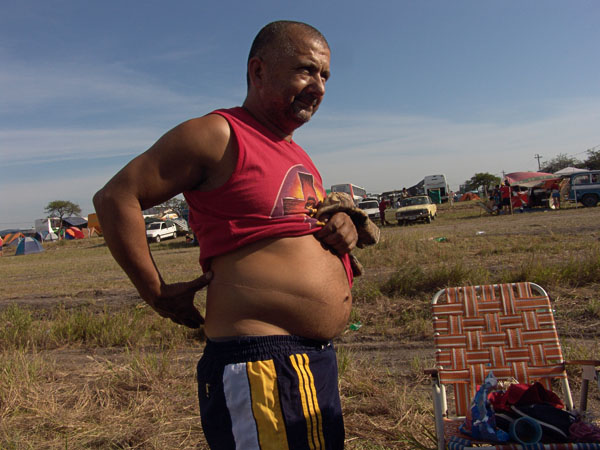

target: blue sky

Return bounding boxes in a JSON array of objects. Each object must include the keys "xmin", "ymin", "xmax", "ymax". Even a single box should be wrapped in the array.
[{"xmin": 1, "ymin": 0, "xmax": 599, "ymax": 229}]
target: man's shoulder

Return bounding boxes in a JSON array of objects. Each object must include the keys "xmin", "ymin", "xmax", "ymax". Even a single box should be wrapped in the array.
[
  {"xmin": 175, "ymin": 113, "xmax": 232, "ymax": 143},
  {"xmin": 154, "ymin": 113, "xmax": 233, "ymax": 167}
]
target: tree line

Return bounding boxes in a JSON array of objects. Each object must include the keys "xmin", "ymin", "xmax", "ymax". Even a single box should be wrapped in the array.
[{"xmin": 43, "ymin": 197, "xmax": 188, "ymax": 226}]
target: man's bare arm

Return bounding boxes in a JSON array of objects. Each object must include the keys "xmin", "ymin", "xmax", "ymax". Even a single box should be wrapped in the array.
[{"xmin": 93, "ymin": 115, "xmax": 232, "ymax": 327}]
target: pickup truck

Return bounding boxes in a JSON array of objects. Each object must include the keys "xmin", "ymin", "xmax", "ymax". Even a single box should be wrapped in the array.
[
  {"xmin": 146, "ymin": 221, "xmax": 177, "ymax": 243},
  {"xmin": 568, "ymin": 171, "xmax": 600, "ymax": 207}
]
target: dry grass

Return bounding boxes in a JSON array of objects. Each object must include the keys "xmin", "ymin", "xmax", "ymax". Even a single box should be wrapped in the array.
[{"xmin": 1, "ymin": 202, "xmax": 600, "ymax": 448}]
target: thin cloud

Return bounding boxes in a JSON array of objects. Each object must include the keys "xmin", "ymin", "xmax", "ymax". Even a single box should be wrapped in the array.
[
  {"xmin": 1, "ymin": 127, "xmax": 161, "ymax": 166},
  {"xmin": 0, "ymin": 59, "xmax": 235, "ymax": 120},
  {"xmin": 297, "ymin": 99, "xmax": 600, "ymax": 191}
]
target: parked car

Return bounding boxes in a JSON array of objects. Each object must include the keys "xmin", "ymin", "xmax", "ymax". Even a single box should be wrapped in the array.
[
  {"xmin": 357, "ymin": 199, "xmax": 380, "ymax": 221},
  {"xmin": 387, "ymin": 195, "xmax": 437, "ymax": 225},
  {"xmin": 146, "ymin": 221, "xmax": 177, "ymax": 243},
  {"xmin": 568, "ymin": 171, "xmax": 600, "ymax": 207}
]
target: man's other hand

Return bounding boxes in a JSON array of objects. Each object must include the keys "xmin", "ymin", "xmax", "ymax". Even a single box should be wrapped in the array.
[
  {"xmin": 315, "ymin": 212, "xmax": 358, "ymax": 255},
  {"xmin": 149, "ymin": 271, "xmax": 213, "ymax": 328}
]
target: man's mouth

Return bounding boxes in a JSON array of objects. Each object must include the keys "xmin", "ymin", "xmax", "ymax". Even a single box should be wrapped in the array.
[{"xmin": 294, "ymin": 96, "xmax": 319, "ymax": 110}]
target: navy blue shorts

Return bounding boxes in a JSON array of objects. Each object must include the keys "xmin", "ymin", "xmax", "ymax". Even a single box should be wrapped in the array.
[{"xmin": 197, "ymin": 335, "xmax": 344, "ymax": 449}]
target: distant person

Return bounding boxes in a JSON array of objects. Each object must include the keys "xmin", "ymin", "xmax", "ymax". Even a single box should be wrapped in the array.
[
  {"xmin": 500, "ymin": 181, "xmax": 512, "ymax": 214},
  {"xmin": 379, "ymin": 198, "xmax": 390, "ymax": 226},
  {"xmin": 492, "ymin": 185, "xmax": 501, "ymax": 208},
  {"xmin": 401, "ymin": 187, "xmax": 408, "ymax": 198},
  {"xmin": 551, "ymin": 181, "xmax": 561, "ymax": 209},
  {"xmin": 94, "ymin": 21, "xmax": 357, "ymax": 448}
]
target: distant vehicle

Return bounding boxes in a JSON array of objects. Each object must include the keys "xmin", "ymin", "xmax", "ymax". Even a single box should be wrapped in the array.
[
  {"xmin": 330, "ymin": 183, "xmax": 367, "ymax": 204},
  {"xmin": 423, "ymin": 174, "xmax": 449, "ymax": 203},
  {"xmin": 568, "ymin": 170, "xmax": 600, "ymax": 207},
  {"xmin": 386, "ymin": 195, "xmax": 437, "ymax": 225},
  {"xmin": 357, "ymin": 199, "xmax": 380, "ymax": 221},
  {"xmin": 34, "ymin": 218, "xmax": 60, "ymax": 234},
  {"xmin": 146, "ymin": 221, "xmax": 177, "ymax": 243}
]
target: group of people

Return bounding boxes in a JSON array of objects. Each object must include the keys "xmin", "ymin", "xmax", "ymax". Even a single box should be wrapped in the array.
[
  {"xmin": 378, "ymin": 188, "xmax": 409, "ymax": 226},
  {"xmin": 491, "ymin": 182, "xmax": 513, "ymax": 214},
  {"xmin": 95, "ymin": 21, "xmax": 358, "ymax": 449},
  {"xmin": 491, "ymin": 179, "xmax": 562, "ymax": 214}
]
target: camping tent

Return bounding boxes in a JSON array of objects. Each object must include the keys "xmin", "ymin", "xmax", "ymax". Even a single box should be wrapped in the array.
[
  {"xmin": 36, "ymin": 230, "xmax": 59, "ymax": 241},
  {"xmin": 65, "ymin": 227, "xmax": 85, "ymax": 239},
  {"xmin": 459, "ymin": 192, "xmax": 481, "ymax": 202},
  {"xmin": 554, "ymin": 167, "xmax": 589, "ymax": 176},
  {"xmin": 87, "ymin": 213, "xmax": 102, "ymax": 235},
  {"xmin": 3, "ymin": 232, "xmax": 26, "ymax": 246},
  {"xmin": 15, "ymin": 237, "xmax": 44, "ymax": 255},
  {"xmin": 63, "ymin": 217, "xmax": 88, "ymax": 228}
]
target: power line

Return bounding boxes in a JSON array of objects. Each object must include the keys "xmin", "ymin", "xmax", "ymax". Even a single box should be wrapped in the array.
[{"xmin": 572, "ymin": 144, "xmax": 600, "ymax": 156}]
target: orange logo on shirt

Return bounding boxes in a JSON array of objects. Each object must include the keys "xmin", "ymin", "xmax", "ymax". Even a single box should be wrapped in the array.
[{"xmin": 270, "ymin": 165, "xmax": 324, "ymax": 227}]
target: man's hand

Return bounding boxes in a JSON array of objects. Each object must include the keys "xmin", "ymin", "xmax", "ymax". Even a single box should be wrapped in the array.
[
  {"xmin": 148, "ymin": 272, "xmax": 213, "ymax": 328},
  {"xmin": 314, "ymin": 212, "xmax": 358, "ymax": 255}
]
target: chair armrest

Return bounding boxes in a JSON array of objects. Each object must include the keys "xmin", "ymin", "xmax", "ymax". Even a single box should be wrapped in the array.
[
  {"xmin": 565, "ymin": 360, "xmax": 600, "ymax": 366},
  {"xmin": 565, "ymin": 360, "xmax": 600, "ymax": 380},
  {"xmin": 565, "ymin": 360, "xmax": 600, "ymax": 414}
]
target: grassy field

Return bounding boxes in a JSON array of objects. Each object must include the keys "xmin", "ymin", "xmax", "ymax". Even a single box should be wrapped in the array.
[{"xmin": 1, "ymin": 201, "xmax": 600, "ymax": 449}]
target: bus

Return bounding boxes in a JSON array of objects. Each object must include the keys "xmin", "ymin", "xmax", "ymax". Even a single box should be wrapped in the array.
[
  {"xmin": 423, "ymin": 174, "xmax": 449, "ymax": 203},
  {"xmin": 330, "ymin": 183, "xmax": 368, "ymax": 204}
]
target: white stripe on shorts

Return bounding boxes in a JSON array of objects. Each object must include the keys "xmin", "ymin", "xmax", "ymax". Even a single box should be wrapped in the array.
[{"xmin": 223, "ymin": 362, "xmax": 260, "ymax": 450}]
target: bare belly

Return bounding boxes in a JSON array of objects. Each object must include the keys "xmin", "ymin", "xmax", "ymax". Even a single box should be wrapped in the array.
[{"xmin": 204, "ymin": 234, "xmax": 352, "ymax": 341}]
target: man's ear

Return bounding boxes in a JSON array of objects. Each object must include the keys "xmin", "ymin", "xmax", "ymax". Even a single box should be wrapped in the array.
[{"xmin": 247, "ymin": 57, "xmax": 264, "ymax": 89}]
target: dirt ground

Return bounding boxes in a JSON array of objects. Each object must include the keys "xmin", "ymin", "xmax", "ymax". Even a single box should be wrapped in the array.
[
  {"xmin": 3, "ymin": 203, "xmax": 600, "ymax": 448},
  {"xmin": 4, "ymin": 204, "xmax": 600, "ymax": 384}
]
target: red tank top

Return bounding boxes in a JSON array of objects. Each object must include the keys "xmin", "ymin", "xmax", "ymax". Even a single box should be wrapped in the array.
[{"xmin": 183, "ymin": 107, "xmax": 353, "ymax": 285}]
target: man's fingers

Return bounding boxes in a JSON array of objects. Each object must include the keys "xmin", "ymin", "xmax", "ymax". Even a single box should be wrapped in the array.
[
  {"xmin": 184, "ymin": 305, "xmax": 205, "ymax": 326},
  {"xmin": 164, "ymin": 302, "xmax": 204, "ymax": 328},
  {"xmin": 188, "ymin": 271, "xmax": 213, "ymax": 291}
]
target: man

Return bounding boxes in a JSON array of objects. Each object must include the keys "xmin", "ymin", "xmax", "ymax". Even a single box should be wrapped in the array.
[
  {"xmin": 500, "ymin": 181, "xmax": 512, "ymax": 214},
  {"xmin": 94, "ymin": 21, "xmax": 357, "ymax": 449},
  {"xmin": 378, "ymin": 197, "xmax": 389, "ymax": 226}
]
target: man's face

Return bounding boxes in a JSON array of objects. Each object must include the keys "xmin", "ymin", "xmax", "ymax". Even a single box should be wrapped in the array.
[{"xmin": 258, "ymin": 32, "xmax": 331, "ymax": 133}]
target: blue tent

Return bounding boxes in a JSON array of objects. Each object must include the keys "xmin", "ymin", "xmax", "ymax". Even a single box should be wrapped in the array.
[{"xmin": 15, "ymin": 237, "xmax": 44, "ymax": 256}]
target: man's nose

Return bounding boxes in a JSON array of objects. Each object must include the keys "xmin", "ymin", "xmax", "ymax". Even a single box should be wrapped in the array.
[{"xmin": 310, "ymin": 74, "xmax": 326, "ymax": 96}]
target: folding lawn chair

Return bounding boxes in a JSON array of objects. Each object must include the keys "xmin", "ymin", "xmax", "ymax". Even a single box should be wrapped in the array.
[{"xmin": 427, "ymin": 282, "xmax": 600, "ymax": 449}]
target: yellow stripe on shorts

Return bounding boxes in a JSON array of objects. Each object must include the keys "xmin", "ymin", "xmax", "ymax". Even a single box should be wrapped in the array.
[
  {"xmin": 246, "ymin": 360, "xmax": 290, "ymax": 450},
  {"xmin": 290, "ymin": 353, "xmax": 325, "ymax": 449}
]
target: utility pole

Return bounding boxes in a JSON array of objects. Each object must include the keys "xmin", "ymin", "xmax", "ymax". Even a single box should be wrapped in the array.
[{"xmin": 534, "ymin": 154, "xmax": 542, "ymax": 170}]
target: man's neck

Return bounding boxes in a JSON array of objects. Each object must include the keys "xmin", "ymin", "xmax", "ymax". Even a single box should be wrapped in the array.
[{"xmin": 241, "ymin": 102, "xmax": 294, "ymax": 142}]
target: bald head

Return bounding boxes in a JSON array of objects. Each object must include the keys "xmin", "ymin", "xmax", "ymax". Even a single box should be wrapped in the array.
[{"xmin": 246, "ymin": 21, "xmax": 329, "ymax": 86}]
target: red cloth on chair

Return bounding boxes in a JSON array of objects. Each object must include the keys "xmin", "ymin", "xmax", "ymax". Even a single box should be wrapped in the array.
[{"xmin": 488, "ymin": 382, "xmax": 564, "ymax": 412}]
